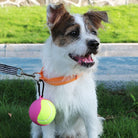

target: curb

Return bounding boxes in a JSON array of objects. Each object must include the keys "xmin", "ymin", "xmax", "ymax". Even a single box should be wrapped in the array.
[
  {"xmin": 0, "ymin": 44, "xmax": 43, "ymax": 58},
  {"xmin": 0, "ymin": 43, "xmax": 138, "ymax": 57},
  {"xmin": 0, "ymin": 43, "xmax": 138, "ymax": 82}
]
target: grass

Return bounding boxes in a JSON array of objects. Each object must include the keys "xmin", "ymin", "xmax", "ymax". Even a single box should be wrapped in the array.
[
  {"xmin": 0, "ymin": 4, "xmax": 138, "ymax": 43},
  {"xmin": 0, "ymin": 80, "xmax": 137, "ymax": 137},
  {"xmin": 0, "ymin": 80, "xmax": 36, "ymax": 138},
  {"xmin": 0, "ymin": 6, "xmax": 48, "ymax": 43},
  {"xmin": 97, "ymin": 83, "xmax": 138, "ymax": 138}
]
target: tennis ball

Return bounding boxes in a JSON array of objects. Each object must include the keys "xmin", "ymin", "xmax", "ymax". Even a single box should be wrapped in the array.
[{"xmin": 29, "ymin": 96, "xmax": 56, "ymax": 126}]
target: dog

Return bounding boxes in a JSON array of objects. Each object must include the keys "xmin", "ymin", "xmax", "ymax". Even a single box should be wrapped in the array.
[{"xmin": 31, "ymin": 3, "xmax": 108, "ymax": 138}]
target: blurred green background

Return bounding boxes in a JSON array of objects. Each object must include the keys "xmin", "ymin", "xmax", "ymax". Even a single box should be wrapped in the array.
[{"xmin": 0, "ymin": 4, "xmax": 138, "ymax": 43}]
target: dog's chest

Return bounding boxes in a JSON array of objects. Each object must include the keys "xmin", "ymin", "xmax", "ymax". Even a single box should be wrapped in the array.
[
  {"xmin": 44, "ymin": 76, "xmax": 95, "ymax": 124},
  {"xmin": 45, "ymin": 81, "xmax": 80, "ymax": 113},
  {"xmin": 43, "ymin": 82, "xmax": 81, "ymax": 130}
]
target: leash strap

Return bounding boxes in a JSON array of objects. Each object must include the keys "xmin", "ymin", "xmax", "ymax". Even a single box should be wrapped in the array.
[
  {"xmin": 0, "ymin": 63, "xmax": 19, "ymax": 76},
  {"xmin": 37, "ymin": 79, "xmax": 44, "ymax": 97},
  {"xmin": 0, "ymin": 63, "xmax": 37, "ymax": 78},
  {"xmin": 0, "ymin": 63, "xmax": 45, "ymax": 97}
]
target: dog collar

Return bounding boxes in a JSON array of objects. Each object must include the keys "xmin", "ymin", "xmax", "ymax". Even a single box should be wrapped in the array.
[{"xmin": 38, "ymin": 67, "xmax": 80, "ymax": 86}]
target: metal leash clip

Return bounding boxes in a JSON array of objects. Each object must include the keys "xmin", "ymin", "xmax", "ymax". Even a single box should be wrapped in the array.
[{"xmin": 16, "ymin": 68, "xmax": 40, "ymax": 81}]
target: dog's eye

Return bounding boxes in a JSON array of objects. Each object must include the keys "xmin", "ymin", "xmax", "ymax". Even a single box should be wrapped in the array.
[
  {"xmin": 91, "ymin": 31, "xmax": 97, "ymax": 35},
  {"xmin": 68, "ymin": 30, "xmax": 79, "ymax": 38}
]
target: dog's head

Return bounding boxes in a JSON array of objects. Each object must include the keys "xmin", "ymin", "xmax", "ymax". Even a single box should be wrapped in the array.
[{"xmin": 46, "ymin": 4, "xmax": 108, "ymax": 71}]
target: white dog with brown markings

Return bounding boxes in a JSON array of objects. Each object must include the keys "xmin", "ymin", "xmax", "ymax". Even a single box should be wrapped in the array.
[{"xmin": 31, "ymin": 3, "xmax": 108, "ymax": 138}]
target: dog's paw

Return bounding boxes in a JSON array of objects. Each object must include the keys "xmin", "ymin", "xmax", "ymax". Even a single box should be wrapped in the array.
[{"xmin": 97, "ymin": 116, "xmax": 105, "ymax": 137}]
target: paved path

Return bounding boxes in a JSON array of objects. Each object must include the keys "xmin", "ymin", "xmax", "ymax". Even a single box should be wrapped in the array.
[
  {"xmin": 0, "ymin": 43, "xmax": 138, "ymax": 83},
  {"xmin": 0, "ymin": 43, "xmax": 138, "ymax": 57}
]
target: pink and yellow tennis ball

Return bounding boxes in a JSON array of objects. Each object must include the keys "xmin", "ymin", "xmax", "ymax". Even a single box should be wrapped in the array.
[{"xmin": 29, "ymin": 96, "xmax": 56, "ymax": 126}]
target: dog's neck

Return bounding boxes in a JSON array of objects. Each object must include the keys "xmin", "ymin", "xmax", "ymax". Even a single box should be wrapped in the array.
[{"xmin": 39, "ymin": 67, "xmax": 82, "ymax": 86}]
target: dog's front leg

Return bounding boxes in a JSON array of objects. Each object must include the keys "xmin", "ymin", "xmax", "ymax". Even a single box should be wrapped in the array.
[
  {"xmin": 41, "ymin": 122, "xmax": 55, "ymax": 138},
  {"xmin": 84, "ymin": 117, "xmax": 98, "ymax": 138},
  {"xmin": 82, "ymin": 112, "xmax": 101, "ymax": 138},
  {"xmin": 80, "ymin": 98, "xmax": 102, "ymax": 138},
  {"xmin": 31, "ymin": 122, "xmax": 42, "ymax": 138}
]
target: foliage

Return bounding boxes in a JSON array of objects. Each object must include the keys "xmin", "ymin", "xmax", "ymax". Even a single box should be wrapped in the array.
[
  {"xmin": 0, "ymin": 6, "xmax": 48, "ymax": 43},
  {"xmin": 0, "ymin": 80, "xmax": 36, "ymax": 137},
  {"xmin": 71, "ymin": 4, "xmax": 138, "ymax": 43},
  {"xmin": 97, "ymin": 82, "xmax": 138, "ymax": 138},
  {"xmin": 0, "ymin": 4, "xmax": 138, "ymax": 43}
]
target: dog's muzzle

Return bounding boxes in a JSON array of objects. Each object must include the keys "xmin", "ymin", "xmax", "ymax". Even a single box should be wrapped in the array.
[
  {"xmin": 69, "ymin": 40, "xmax": 99, "ymax": 68},
  {"xmin": 86, "ymin": 40, "xmax": 99, "ymax": 55}
]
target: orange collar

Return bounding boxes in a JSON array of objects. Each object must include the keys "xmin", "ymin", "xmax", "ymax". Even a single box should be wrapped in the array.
[{"xmin": 38, "ymin": 68, "xmax": 80, "ymax": 86}]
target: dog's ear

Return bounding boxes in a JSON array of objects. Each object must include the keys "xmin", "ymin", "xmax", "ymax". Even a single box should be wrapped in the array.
[
  {"xmin": 47, "ymin": 3, "xmax": 68, "ymax": 29},
  {"xmin": 84, "ymin": 11, "xmax": 108, "ymax": 29}
]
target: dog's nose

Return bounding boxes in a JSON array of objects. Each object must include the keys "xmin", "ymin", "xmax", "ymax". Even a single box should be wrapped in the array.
[{"xmin": 87, "ymin": 40, "xmax": 99, "ymax": 49}]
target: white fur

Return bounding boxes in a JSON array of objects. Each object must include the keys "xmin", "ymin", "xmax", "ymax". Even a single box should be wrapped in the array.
[{"xmin": 31, "ymin": 5, "xmax": 103, "ymax": 138}]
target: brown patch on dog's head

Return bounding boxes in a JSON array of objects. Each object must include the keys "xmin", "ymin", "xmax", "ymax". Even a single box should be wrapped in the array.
[
  {"xmin": 47, "ymin": 4, "xmax": 80, "ymax": 47},
  {"xmin": 53, "ymin": 22, "xmax": 80, "ymax": 46},
  {"xmin": 47, "ymin": 4, "xmax": 67, "ymax": 29},
  {"xmin": 83, "ymin": 11, "xmax": 108, "ymax": 30}
]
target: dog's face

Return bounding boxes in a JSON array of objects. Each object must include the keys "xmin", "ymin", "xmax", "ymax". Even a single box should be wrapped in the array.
[{"xmin": 47, "ymin": 4, "xmax": 108, "ymax": 70}]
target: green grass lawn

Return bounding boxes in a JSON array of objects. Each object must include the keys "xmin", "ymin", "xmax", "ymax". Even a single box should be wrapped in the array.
[
  {"xmin": 0, "ymin": 80, "xmax": 137, "ymax": 137},
  {"xmin": 0, "ymin": 4, "xmax": 138, "ymax": 43}
]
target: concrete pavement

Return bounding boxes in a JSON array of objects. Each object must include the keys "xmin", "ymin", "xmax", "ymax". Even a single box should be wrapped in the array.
[
  {"xmin": 0, "ymin": 43, "xmax": 138, "ymax": 85},
  {"xmin": 0, "ymin": 43, "xmax": 138, "ymax": 58}
]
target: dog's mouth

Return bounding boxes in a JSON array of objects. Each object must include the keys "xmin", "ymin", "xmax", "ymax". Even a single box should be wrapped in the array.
[{"xmin": 69, "ymin": 53, "xmax": 95, "ymax": 68}]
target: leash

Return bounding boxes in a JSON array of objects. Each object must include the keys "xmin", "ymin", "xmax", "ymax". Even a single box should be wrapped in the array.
[
  {"xmin": 0, "ymin": 64, "xmax": 80, "ymax": 85},
  {"xmin": 0, "ymin": 63, "xmax": 21, "ymax": 76},
  {"xmin": 0, "ymin": 63, "xmax": 37, "ymax": 79},
  {"xmin": 0, "ymin": 63, "xmax": 80, "ymax": 94},
  {"xmin": 0, "ymin": 63, "xmax": 44, "ymax": 97}
]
